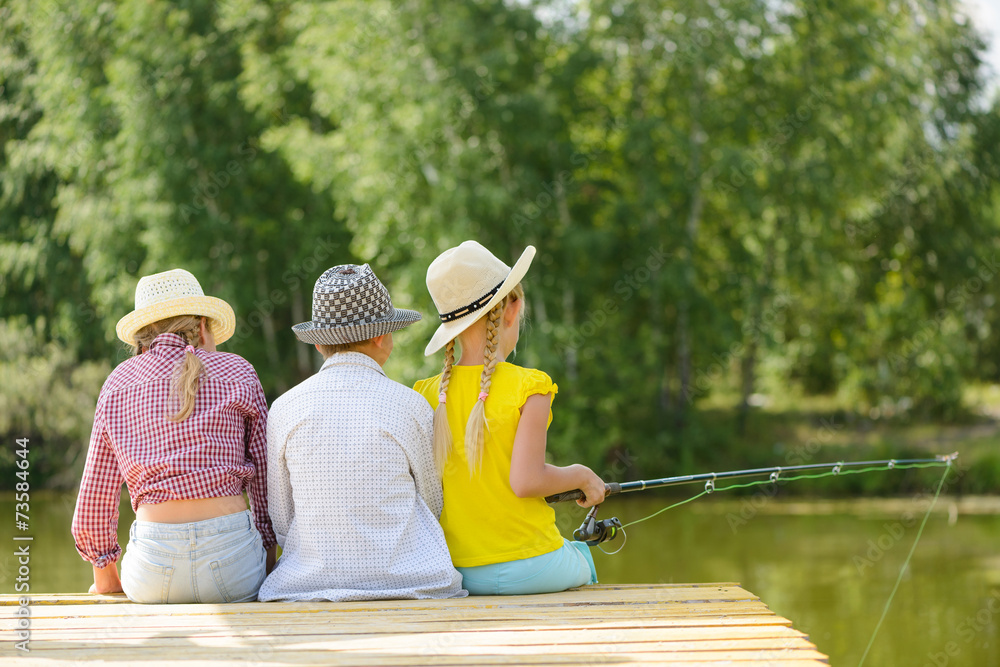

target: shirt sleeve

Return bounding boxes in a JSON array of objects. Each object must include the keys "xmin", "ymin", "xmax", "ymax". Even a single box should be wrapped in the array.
[
  {"xmin": 71, "ymin": 395, "xmax": 124, "ymax": 569},
  {"xmin": 519, "ymin": 369, "xmax": 559, "ymax": 429},
  {"xmin": 405, "ymin": 394, "xmax": 444, "ymax": 518},
  {"xmin": 265, "ymin": 406, "xmax": 294, "ymax": 548},
  {"xmin": 411, "ymin": 377, "xmax": 438, "ymax": 409},
  {"xmin": 244, "ymin": 376, "xmax": 277, "ymax": 549}
]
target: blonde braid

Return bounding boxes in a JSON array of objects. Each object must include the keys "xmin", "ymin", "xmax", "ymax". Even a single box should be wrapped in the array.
[
  {"xmin": 134, "ymin": 314, "xmax": 205, "ymax": 423},
  {"xmin": 464, "ymin": 303, "xmax": 503, "ymax": 474},
  {"xmin": 170, "ymin": 324, "xmax": 205, "ymax": 422},
  {"xmin": 432, "ymin": 339, "xmax": 455, "ymax": 475}
]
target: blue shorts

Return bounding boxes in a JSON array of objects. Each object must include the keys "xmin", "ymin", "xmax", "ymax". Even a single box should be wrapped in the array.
[
  {"xmin": 120, "ymin": 510, "xmax": 266, "ymax": 604},
  {"xmin": 456, "ymin": 539, "xmax": 598, "ymax": 596}
]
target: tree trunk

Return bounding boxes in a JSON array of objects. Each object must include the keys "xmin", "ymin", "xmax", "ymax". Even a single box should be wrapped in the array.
[
  {"xmin": 257, "ymin": 270, "xmax": 285, "ymax": 393},
  {"xmin": 677, "ymin": 75, "xmax": 705, "ymax": 428},
  {"xmin": 291, "ymin": 283, "xmax": 312, "ymax": 380},
  {"xmin": 563, "ymin": 285, "xmax": 577, "ymax": 382},
  {"xmin": 737, "ymin": 335, "xmax": 757, "ymax": 436}
]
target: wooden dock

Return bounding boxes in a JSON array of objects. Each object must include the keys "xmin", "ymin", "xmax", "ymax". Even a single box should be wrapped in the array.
[{"xmin": 1, "ymin": 583, "xmax": 829, "ymax": 665}]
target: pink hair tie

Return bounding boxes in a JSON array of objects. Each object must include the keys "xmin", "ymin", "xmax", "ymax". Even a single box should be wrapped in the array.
[
  {"xmin": 478, "ymin": 391, "xmax": 489, "ymax": 402},
  {"xmin": 185, "ymin": 345, "xmax": 196, "ymax": 354},
  {"xmin": 438, "ymin": 392, "xmax": 447, "ymax": 404}
]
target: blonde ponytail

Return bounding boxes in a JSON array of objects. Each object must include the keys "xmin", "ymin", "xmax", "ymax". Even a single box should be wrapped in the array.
[
  {"xmin": 133, "ymin": 314, "xmax": 206, "ymax": 422},
  {"xmin": 464, "ymin": 302, "xmax": 503, "ymax": 474},
  {"xmin": 432, "ymin": 339, "xmax": 455, "ymax": 474},
  {"xmin": 170, "ymin": 343, "xmax": 203, "ymax": 422}
]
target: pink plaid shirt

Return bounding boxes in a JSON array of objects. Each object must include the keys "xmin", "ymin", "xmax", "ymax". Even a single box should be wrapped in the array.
[{"xmin": 72, "ymin": 333, "xmax": 276, "ymax": 568}]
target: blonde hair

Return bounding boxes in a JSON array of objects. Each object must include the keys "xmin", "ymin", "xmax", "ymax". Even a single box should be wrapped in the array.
[
  {"xmin": 433, "ymin": 283, "xmax": 525, "ymax": 476},
  {"xmin": 133, "ymin": 314, "xmax": 206, "ymax": 422}
]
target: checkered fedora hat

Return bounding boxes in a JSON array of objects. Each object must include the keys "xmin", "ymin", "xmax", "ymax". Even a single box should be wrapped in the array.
[{"xmin": 292, "ymin": 264, "xmax": 421, "ymax": 345}]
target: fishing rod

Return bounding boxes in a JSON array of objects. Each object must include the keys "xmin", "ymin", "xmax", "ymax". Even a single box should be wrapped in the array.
[{"xmin": 549, "ymin": 453, "xmax": 958, "ymax": 546}]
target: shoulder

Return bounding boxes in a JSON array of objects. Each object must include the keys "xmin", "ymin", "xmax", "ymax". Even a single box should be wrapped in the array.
[
  {"xmin": 268, "ymin": 371, "xmax": 320, "ymax": 416},
  {"xmin": 412, "ymin": 373, "xmax": 443, "ymax": 405},
  {"xmin": 498, "ymin": 363, "xmax": 555, "ymax": 388},
  {"xmin": 100, "ymin": 356, "xmax": 143, "ymax": 394},
  {"xmin": 496, "ymin": 363, "xmax": 558, "ymax": 403},
  {"xmin": 202, "ymin": 350, "xmax": 262, "ymax": 385},
  {"xmin": 384, "ymin": 377, "xmax": 434, "ymax": 420}
]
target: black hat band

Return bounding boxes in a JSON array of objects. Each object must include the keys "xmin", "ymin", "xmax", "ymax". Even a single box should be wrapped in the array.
[{"xmin": 439, "ymin": 281, "xmax": 505, "ymax": 323}]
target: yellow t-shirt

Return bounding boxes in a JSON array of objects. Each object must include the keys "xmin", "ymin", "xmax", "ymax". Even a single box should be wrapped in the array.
[{"xmin": 413, "ymin": 362, "xmax": 565, "ymax": 567}]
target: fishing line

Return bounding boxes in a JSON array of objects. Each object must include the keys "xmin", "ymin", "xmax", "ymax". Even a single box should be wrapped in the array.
[
  {"xmin": 600, "ymin": 458, "xmax": 952, "ymax": 667},
  {"xmin": 856, "ymin": 462, "xmax": 951, "ymax": 667},
  {"xmin": 620, "ymin": 490, "xmax": 709, "ymax": 529}
]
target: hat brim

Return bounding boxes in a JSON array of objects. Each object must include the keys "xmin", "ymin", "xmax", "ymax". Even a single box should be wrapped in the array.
[
  {"xmin": 292, "ymin": 308, "xmax": 422, "ymax": 345},
  {"xmin": 116, "ymin": 296, "xmax": 236, "ymax": 346},
  {"xmin": 424, "ymin": 245, "xmax": 535, "ymax": 356}
]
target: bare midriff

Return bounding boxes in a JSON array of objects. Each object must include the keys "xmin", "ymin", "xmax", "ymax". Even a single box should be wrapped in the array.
[{"xmin": 135, "ymin": 495, "xmax": 247, "ymax": 523}]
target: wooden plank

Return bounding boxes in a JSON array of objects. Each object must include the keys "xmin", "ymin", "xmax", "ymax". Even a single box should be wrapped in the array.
[
  {"xmin": 0, "ymin": 589, "xmax": 760, "ymax": 618},
  {"xmin": 0, "ymin": 647, "xmax": 830, "ymax": 664},
  {"xmin": 0, "ymin": 584, "xmax": 756, "ymax": 608},
  {"xmin": 0, "ymin": 584, "xmax": 829, "ymax": 665},
  {"xmin": 11, "ymin": 623, "xmax": 810, "ymax": 643},
  {"xmin": 13, "ymin": 614, "xmax": 795, "ymax": 634},
  {"xmin": 2, "ymin": 604, "xmax": 782, "ymax": 628}
]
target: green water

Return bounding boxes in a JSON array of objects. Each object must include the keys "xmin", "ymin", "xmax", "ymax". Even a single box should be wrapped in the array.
[{"xmin": 2, "ymin": 492, "xmax": 998, "ymax": 667}]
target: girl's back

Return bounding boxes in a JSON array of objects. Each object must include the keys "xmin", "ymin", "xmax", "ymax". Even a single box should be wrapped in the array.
[
  {"xmin": 415, "ymin": 362, "xmax": 562, "ymax": 567},
  {"xmin": 417, "ymin": 241, "xmax": 604, "ymax": 595}
]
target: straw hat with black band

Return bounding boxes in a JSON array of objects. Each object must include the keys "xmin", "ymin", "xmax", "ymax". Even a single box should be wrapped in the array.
[
  {"xmin": 116, "ymin": 269, "xmax": 236, "ymax": 347},
  {"xmin": 424, "ymin": 242, "xmax": 535, "ymax": 356}
]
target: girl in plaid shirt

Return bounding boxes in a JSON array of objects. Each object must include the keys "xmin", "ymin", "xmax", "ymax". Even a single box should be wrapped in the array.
[{"xmin": 72, "ymin": 269, "xmax": 276, "ymax": 603}]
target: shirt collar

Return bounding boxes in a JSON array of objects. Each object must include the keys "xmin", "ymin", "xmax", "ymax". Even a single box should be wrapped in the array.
[
  {"xmin": 320, "ymin": 351, "xmax": 387, "ymax": 377},
  {"xmin": 149, "ymin": 332, "xmax": 189, "ymax": 350}
]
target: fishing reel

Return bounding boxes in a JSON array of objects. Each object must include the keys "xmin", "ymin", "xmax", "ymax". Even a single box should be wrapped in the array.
[{"xmin": 573, "ymin": 505, "xmax": 623, "ymax": 546}]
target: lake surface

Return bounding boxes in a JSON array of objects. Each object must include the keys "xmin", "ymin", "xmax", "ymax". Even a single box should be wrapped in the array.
[{"xmin": 2, "ymin": 491, "xmax": 997, "ymax": 667}]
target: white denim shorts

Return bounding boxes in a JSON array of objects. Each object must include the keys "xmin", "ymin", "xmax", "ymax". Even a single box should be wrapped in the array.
[{"xmin": 121, "ymin": 510, "xmax": 266, "ymax": 604}]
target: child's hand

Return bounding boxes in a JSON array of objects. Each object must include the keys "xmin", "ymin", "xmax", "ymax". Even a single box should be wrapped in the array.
[
  {"xmin": 573, "ymin": 465, "xmax": 607, "ymax": 508},
  {"xmin": 90, "ymin": 564, "xmax": 124, "ymax": 595}
]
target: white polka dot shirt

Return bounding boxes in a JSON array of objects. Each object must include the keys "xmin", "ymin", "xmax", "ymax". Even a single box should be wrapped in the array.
[{"xmin": 258, "ymin": 352, "xmax": 466, "ymax": 602}]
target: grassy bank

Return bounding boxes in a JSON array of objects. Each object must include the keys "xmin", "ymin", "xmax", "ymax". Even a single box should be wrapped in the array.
[{"xmin": 666, "ymin": 384, "xmax": 1000, "ymax": 497}]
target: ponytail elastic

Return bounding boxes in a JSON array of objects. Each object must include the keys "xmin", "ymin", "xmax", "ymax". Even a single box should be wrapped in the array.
[
  {"xmin": 478, "ymin": 391, "xmax": 489, "ymax": 402},
  {"xmin": 185, "ymin": 344, "xmax": 196, "ymax": 354},
  {"xmin": 439, "ymin": 392, "xmax": 447, "ymax": 404}
]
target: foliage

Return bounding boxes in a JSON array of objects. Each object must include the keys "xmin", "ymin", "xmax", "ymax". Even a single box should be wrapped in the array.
[{"xmin": 1, "ymin": 0, "xmax": 999, "ymax": 489}]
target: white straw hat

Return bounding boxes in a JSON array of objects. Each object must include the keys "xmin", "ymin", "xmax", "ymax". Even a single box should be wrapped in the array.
[
  {"xmin": 424, "ymin": 242, "xmax": 535, "ymax": 356},
  {"xmin": 292, "ymin": 264, "xmax": 421, "ymax": 345},
  {"xmin": 116, "ymin": 269, "xmax": 236, "ymax": 346}
]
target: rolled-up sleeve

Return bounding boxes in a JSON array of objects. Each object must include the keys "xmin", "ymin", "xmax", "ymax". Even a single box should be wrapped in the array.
[
  {"xmin": 71, "ymin": 397, "xmax": 124, "ymax": 568},
  {"xmin": 244, "ymin": 377, "xmax": 277, "ymax": 549}
]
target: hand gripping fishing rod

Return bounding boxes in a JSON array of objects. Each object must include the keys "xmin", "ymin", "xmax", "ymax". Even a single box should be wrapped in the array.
[{"xmin": 551, "ymin": 453, "xmax": 959, "ymax": 546}]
